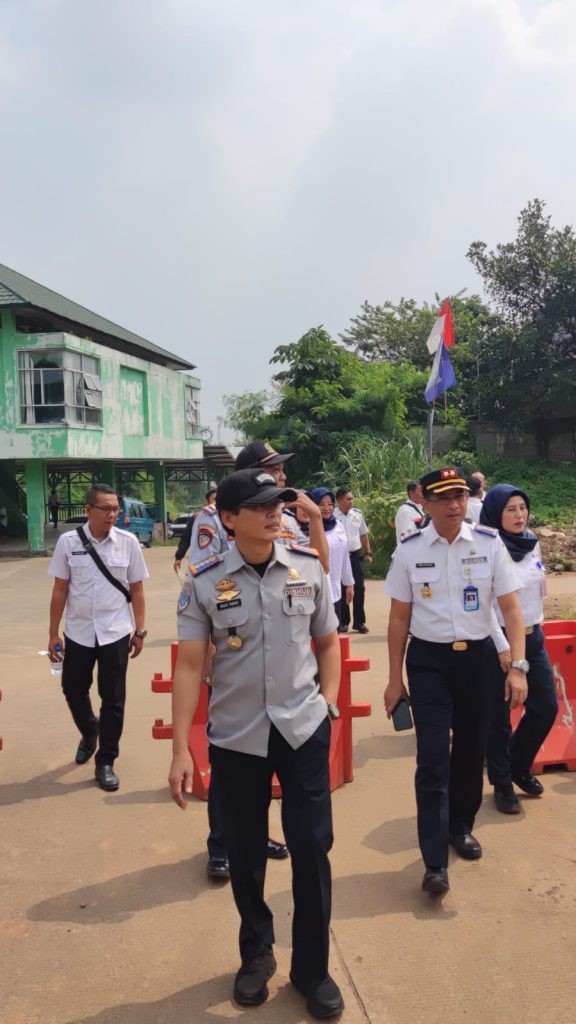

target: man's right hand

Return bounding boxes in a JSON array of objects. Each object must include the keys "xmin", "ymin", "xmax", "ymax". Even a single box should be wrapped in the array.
[
  {"xmin": 173, "ymin": 559, "xmax": 182, "ymax": 574},
  {"xmin": 505, "ymin": 667, "xmax": 528, "ymax": 709},
  {"xmin": 384, "ymin": 680, "xmax": 409, "ymax": 718},
  {"xmin": 168, "ymin": 751, "xmax": 195, "ymax": 808},
  {"xmin": 48, "ymin": 635, "xmax": 64, "ymax": 661}
]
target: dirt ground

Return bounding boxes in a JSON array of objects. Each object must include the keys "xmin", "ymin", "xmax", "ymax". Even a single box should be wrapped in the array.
[{"xmin": 1, "ymin": 550, "xmax": 575, "ymax": 1024}]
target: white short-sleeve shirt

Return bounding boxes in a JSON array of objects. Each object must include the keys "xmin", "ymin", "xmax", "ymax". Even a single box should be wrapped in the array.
[
  {"xmin": 334, "ymin": 506, "xmax": 368, "ymax": 552},
  {"xmin": 48, "ymin": 525, "xmax": 149, "ymax": 646},
  {"xmin": 384, "ymin": 521, "xmax": 520, "ymax": 642}
]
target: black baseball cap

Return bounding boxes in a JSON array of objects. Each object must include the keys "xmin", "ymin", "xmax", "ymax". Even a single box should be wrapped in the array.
[
  {"xmin": 235, "ymin": 440, "xmax": 295, "ymax": 471},
  {"xmin": 420, "ymin": 467, "xmax": 470, "ymax": 496},
  {"xmin": 216, "ymin": 469, "xmax": 298, "ymax": 512}
]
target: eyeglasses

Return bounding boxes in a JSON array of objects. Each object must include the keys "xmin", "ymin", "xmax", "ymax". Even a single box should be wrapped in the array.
[{"xmin": 90, "ymin": 505, "xmax": 121, "ymax": 514}]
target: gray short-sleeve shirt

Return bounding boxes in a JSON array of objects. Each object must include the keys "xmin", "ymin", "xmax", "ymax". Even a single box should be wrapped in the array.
[{"xmin": 177, "ymin": 542, "xmax": 338, "ymax": 756}]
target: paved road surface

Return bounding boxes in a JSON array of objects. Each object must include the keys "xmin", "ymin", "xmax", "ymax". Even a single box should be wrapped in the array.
[{"xmin": 1, "ymin": 551, "xmax": 575, "ymax": 1023}]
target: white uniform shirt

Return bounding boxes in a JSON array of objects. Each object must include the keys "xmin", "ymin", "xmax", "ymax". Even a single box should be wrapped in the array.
[
  {"xmin": 465, "ymin": 497, "xmax": 483, "ymax": 524},
  {"xmin": 491, "ymin": 542, "xmax": 546, "ymax": 652},
  {"xmin": 177, "ymin": 542, "xmax": 338, "ymax": 756},
  {"xmin": 384, "ymin": 522, "xmax": 520, "ymax": 642},
  {"xmin": 326, "ymin": 523, "xmax": 354, "ymax": 602},
  {"xmin": 48, "ymin": 525, "xmax": 149, "ymax": 646},
  {"xmin": 334, "ymin": 506, "xmax": 368, "ymax": 553},
  {"xmin": 394, "ymin": 501, "xmax": 424, "ymax": 543}
]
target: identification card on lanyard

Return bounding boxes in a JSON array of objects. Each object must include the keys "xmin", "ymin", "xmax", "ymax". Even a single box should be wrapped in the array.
[{"xmin": 463, "ymin": 585, "xmax": 479, "ymax": 611}]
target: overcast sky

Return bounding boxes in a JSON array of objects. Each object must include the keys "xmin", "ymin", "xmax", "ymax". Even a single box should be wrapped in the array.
[{"xmin": 2, "ymin": 0, "xmax": 575, "ymax": 437}]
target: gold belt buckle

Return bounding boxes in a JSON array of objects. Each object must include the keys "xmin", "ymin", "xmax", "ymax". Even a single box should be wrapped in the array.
[
  {"xmin": 452, "ymin": 641, "xmax": 468, "ymax": 651},
  {"xmin": 525, "ymin": 626, "xmax": 534, "ymax": 635}
]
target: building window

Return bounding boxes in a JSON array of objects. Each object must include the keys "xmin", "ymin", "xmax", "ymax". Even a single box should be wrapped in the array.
[
  {"xmin": 18, "ymin": 350, "xmax": 103, "ymax": 426},
  {"xmin": 185, "ymin": 384, "xmax": 200, "ymax": 438}
]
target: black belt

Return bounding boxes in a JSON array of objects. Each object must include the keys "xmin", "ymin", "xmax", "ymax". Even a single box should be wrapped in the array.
[{"xmin": 411, "ymin": 637, "xmax": 489, "ymax": 652}]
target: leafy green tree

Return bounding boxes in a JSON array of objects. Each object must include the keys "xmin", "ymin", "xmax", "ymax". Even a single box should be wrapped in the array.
[
  {"xmin": 467, "ymin": 199, "xmax": 576, "ymax": 450},
  {"xmin": 222, "ymin": 390, "xmax": 270, "ymax": 441}
]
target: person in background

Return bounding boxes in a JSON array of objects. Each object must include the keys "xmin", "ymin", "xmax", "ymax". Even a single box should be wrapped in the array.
[
  {"xmin": 334, "ymin": 487, "xmax": 372, "ymax": 634},
  {"xmin": 471, "ymin": 471, "xmax": 487, "ymax": 501},
  {"xmin": 48, "ymin": 488, "xmax": 59, "ymax": 529},
  {"xmin": 384, "ymin": 467, "xmax": 526, "ymax": 895},
  {"xmin": 394, "ymin": 480, "xmax": 425, "ymax": 543},
  {"xmin": 173, "ymin": 489, "xmax": 217, "ymax": 574},
  {"xmin": 481, "ymin": 484, "xmax": 558, "ymax": 814},
  {"xmin": 308, "ymin": 488, "xmax": 354, "ymax": 620},
  {"xmin": 47, "ymin": 484, "xmax": 149, "ymax": 792},
  {"xmin": 465, "ymin": 476, "xmax": 483, "ymax": 524}
]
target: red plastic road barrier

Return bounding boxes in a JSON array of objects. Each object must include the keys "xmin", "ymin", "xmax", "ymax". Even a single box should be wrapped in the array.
[
  {"xmin": 152, "ymin": 635, "xmax": 371, "ymax": 801},
  {"xmin": 0, "ymin": 687, "xmax": 3, "ymax": 751},
  {"xmin": 510, "ymin": 620, "xmax": 576, "ymax": 774}
]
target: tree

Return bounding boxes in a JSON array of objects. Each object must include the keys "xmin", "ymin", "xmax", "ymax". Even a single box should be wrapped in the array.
[
  {"xmin": 222, "ymin": 390, "xmax": 270, "ymax": 442},
  {"xmin": 467, "ymin": 199, "xmax": 576, "ymax": 448}
]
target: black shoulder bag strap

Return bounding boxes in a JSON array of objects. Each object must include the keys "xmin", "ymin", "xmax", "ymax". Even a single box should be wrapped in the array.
[{"xmin": 76, "ymin": 527, "xmax": 132, "ymax": 603}]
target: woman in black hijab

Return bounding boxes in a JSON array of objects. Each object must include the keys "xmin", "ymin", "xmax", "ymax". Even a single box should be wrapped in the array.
[{"xmin": 481, "ymin": 484, "xmax": 558, "ymax": 814}]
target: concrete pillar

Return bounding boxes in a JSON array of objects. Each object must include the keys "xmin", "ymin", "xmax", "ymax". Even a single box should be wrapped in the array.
[
  {"xmin": 150, "ymin": 462, "xmax": 167, "ymax": 524},
  {"xmin": 25, "ymin": 459, "xmax": 46, "ymax": 552},
  {"xmin": 98, "ymin": 462, "xmax": 116, "ymax": 491}
]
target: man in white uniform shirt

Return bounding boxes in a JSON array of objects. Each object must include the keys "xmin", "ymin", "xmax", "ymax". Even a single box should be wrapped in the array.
[
  {"xmin": 394, "ymin": 480, "xmax": 425, "ymax": 543},
  {"xmin": 384, "ymin": 467, "xmax": 526, "ymax": 895},
  {"xmin": 334, "ymin": 487, "xmax": 372, "ymax": 633},
  {"xmin": 48, "ymin": 484, "xmax": 149, "ymax": 791}
]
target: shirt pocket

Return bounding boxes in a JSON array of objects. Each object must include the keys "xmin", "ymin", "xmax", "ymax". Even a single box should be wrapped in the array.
[
  {"xmin": 410, "ymin": 566, "xmax": 441, "ymax": 585},
  {"xmin": 67, "ymin": 554, "xmax": 92, "ymax": 579},
  {"xmin": 282, "ymin": 596, "xmax": 316, "ymax": 644},
  {"xmin": 211, "ymin": 606, "xmax": 251, "ymax": 645},
  {"xmin": 106, "ymin": 557, "xmax": 130, "ymax": 583}
]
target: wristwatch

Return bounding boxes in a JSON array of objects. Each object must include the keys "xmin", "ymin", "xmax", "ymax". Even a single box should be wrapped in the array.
[
  {"xmin": 510, "ymin": 659, "xmax": 529, "ymax": 672},
  {"xmin": 134, "ymin": 629, "xmax": 148, "ymax": 639},
  {"xmin": 325, "ymin": 700, "xmax": 340, "ymax": 720}
]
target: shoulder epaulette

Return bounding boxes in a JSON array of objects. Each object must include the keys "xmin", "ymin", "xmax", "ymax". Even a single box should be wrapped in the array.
[
  {"xmin": 289, "ymin": 543, "xmax": 319, "ymax": 559},
  {"xmin": 202, "ymin": 505, "xmax": 217, "ymax": 516},
  {"xmin": 400, "ymin": 531, "xmax": 421, "ymax": 543},
  {"xmin": 188, "ymin": 554, "xmax": 223, "ymax": 576},
  {"xmin": 473, "ymin": 524, "xmax": 498, "ymax": 537}
]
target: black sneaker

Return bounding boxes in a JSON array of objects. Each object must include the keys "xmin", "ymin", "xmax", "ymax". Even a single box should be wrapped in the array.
[
  {"xmin": 494, "ymin": 783, "xmax": 520, "ymax": 814},
  {"xmin": 290, "ymin": 972, "xmax": 344, "ymax": 1019},
  {"xmin": 234, "ymin": 947, "xmax": 276, "ymax": 1006}
]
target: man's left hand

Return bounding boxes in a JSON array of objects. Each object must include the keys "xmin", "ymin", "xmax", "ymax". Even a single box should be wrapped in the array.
[{"xmin": 129, "ymin": 634, "xmax": 145, "ymax": 659}]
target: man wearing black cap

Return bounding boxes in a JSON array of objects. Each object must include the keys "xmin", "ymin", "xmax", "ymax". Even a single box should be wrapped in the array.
[
  {"xmin": 235, "ymin": 440, "xmax": 329, "ymax": 572},
  {"xmin": 383, "ymin": 467, "xmax": 527, "ymax": 895},
  {"xmin": 169, "ymin": 468, "xmax": 344, "ymax": 1019}
]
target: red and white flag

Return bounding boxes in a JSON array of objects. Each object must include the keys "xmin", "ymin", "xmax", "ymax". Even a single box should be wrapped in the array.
[{"xmin": 425, "ymin": 300, "xmax": 455, "ymax": 354}]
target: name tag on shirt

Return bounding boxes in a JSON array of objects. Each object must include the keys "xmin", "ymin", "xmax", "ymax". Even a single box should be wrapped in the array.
[{"xmin": 461, "ymin": 556, "xmax": 488, "ymax": 564}]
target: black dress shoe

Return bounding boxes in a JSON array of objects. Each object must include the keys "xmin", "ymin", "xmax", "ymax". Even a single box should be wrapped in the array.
[
  {"xmin": 449, "ymin": 832, "xmax": 482, "ymax": 859},
  {"xmin": 267, "ymin": 837, "xmax": 289, "ymax": 859},
  {"xmin": 352, "ymin": 624, "xmax": 369, "ymax": 634},
  {"xmin": 512, "ymin": 771, "xmax": 544, "ymax": 796},
  {"xmin": 94, "ymin": 764, "xmax": 119, "ymax": 791},
  {"xmin": 290, "ymin": 972, "xmax": 344, "ymax": 1019},
  {"xmin": 207, "ymin": 857, "xmax": 230, "ymax": 880},
  {"xmin": 75, "ymin": 731, "xmax": 98, "ymax": 765},
  {"xmin": 494, "ymin": 783, "xmax": 520, "ymax": 814},
  {"xmin": 337, "ymin": 626, "xmax": 348, "ymax": 634},
  {"xmin": 234, "ymin": 947, "xmax": 276, "ymax": 1006},
  {"xmin": 422, "ymin": 867, "xmax": 450, "ymax": 894}
]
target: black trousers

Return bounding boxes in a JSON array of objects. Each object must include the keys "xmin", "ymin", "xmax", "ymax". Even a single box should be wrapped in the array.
[
  {"xmin": 340, "ymin": 549, "xmax": 366, "ymax": 629},
  {"xmin": 209, "ymin": 719, "xmax": 333, "ymax": 983},
  {"xmin": 487, "ymin": 626, "xmax": 558, "ymax": 785},
  {"xmin": 61, "ymin": 635, "xmax": 130, "ymax": 766},
  {"xmin": 407, "ymin": 637, "xmax": 498, "ymax": 868}
]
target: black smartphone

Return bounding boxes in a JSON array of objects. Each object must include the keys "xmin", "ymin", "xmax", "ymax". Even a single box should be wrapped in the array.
[{"xmin": 392, "ymin": 700, "xmax": 414, "ymax": 732}]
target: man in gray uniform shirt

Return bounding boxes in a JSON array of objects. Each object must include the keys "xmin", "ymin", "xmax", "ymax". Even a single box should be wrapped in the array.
[{"xmin": 169, "ymin": 468, "xmax": 344, "ymax": 1019}]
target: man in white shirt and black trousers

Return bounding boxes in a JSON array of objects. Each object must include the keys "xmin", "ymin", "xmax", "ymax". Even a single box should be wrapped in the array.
[
  {"xmin": 384, "ymin": 467, "xmax": 527, "ymax": 895},
  {"xmin": 47, "ymin": 484, "xmax": 149, "ymax": 792}
]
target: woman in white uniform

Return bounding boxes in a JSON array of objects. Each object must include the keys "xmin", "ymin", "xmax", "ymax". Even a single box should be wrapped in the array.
[{"xmin": 481, "ymin": 484, "xmax": 558, "ymax": 814}]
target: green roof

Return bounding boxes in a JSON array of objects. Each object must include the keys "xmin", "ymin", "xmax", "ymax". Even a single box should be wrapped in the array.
[{"xmin": 0, "ymin": 262, "xmax": 194, "ymax": 371}]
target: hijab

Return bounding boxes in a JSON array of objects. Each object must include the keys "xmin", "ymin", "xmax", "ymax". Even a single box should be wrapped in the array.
[
  {"xmin": 480, "ymin": 483, "xmax": 538, "ymax": 562},
  {"xmin": 308, "ymin": 487, "xmax": 338, "ymax": 532}
]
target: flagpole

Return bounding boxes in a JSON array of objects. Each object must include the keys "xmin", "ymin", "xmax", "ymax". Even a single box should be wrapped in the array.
[{"xmin": 427, "ymin": 405, "xmax": 435, "ymax": 463}]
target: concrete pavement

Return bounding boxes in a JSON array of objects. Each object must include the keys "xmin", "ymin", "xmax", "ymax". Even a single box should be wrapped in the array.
[{"xmin": 1, "ymin": 550, "xmax": 575, "ymax": 1024}]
